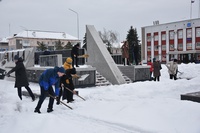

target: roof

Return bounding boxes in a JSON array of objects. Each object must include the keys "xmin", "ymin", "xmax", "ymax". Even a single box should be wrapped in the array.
[
  {"xmin": 12, "ymin": 30, "xmax": 78, "ymax": 40},
  {"xmin": 0, "ymin": 37, "xmax": 9, "ymax": 43},
  {"xmin": 141, "ymin": 18, "xmax": 200, "ymax": 29}
]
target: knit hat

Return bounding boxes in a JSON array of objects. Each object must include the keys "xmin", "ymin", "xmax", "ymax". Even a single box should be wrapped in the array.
[
  {"xmin": 66, "ymin": 57, "xmax": 72, "ymax": 64},
  {"xmin": 58, "ymin": 67, "xmax": 65, "ymax": 73},
  {"xmin": 174, "ymin": 59, "xmax": 178, "ymax": 62},
  {"xmin": 14, "ymin": 55, "xmax": 19, "ymax": 60}
]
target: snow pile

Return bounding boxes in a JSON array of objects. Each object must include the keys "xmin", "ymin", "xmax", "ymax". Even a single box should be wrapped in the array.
[{"xmin": 0, "ymin": 63, "xmax": 200, "ymax": 133}]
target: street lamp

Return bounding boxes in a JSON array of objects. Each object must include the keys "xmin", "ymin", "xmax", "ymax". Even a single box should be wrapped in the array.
[{"xmin": 69, "ymin": 8, "xmax": 79, "ymax": 40}]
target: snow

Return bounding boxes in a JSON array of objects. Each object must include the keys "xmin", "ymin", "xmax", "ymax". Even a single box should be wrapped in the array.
[
  {"xmin": 0, "ymin": 63, "xmax": 200, "ymax": 133},
  {"xmin": 15, "ymin": 30, "xmax": 78, "ymax": 40}
]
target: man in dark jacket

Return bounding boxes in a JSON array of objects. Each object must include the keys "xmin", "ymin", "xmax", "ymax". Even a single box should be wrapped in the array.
[
  {"xmin": 71, "ymin": 43, "xmax": 80, "ymax": 67},
  {"xmin": 34, "ymin": 66, "xmax": 65, "ymax": 113},
  {"xmin": 7, "ymin": 55, "xmax": 35, "ymax": 101}
]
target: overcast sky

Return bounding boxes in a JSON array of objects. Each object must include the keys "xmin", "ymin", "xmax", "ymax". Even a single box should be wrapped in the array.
[{"xmin": 0, "ymin": 0, "xmax": 199, "ymax": 42}]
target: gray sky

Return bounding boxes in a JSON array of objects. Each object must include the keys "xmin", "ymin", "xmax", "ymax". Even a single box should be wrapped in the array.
[{"xmin": 0, "ymin": 0, "xmax": 199, "ymax": 42}]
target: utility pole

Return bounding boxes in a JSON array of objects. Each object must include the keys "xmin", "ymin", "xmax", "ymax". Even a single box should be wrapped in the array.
[{"xmin": 69, "ymin": 8, "xmax": 79, "ymax": 40}]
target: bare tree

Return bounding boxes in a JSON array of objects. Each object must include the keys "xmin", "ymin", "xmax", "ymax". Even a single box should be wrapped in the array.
[{"xmin": 99, "ymin": 28, "xmax": 119, "ymax": 54}]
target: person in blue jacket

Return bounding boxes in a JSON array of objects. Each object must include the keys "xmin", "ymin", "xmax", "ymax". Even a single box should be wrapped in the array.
[{"xmin": 34, "ymin": 66, "xmax": 65, "ymax": 113}]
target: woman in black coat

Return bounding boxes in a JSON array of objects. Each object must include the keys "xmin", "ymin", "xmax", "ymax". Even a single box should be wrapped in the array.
[{"xmin": 7, "ymin": 55, "xmax": 35, "ymax": 101}]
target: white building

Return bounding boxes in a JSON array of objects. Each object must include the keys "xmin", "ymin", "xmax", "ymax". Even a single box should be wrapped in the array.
[
  {"xmin": 0, "ymin": 37, "xmax": 9, "ymax": 51},
  {"xmin": 8, "ymin": 30, "xmax": 80, "ymax": 50},
  {"xmin": 141, "ymin": 18, "xmax": 200, "ymax": 63}
]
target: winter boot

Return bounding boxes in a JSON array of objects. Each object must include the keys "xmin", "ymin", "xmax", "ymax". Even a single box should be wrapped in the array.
[
  {"xmin": 34, "ymin": 108, "xmax": 41, "ymax": 114},
  {"xmin": 47, "ymin": 108, "xmax": 53, "ymax": 113},
  {"xmin": 32, "ymin": 96, "xmax": 35, "ymax": 102}
]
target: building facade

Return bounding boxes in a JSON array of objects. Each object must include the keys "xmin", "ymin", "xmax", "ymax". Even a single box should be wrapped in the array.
[
  {"xmin": 0, "ymin": 37, "xmax": 9, "ymax": 51},
  {"xmin": 141, "ymin": 18, "xmax": 200, "ymax": 63},
  {"xmin": 8, "ymin": 30, "xmax": 80, "ymax": 50}
]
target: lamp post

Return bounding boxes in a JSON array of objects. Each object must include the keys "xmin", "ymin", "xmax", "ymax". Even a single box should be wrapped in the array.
[{"xmin": 69, "ymin": 8, "xmax": 79, "ymax": 40}]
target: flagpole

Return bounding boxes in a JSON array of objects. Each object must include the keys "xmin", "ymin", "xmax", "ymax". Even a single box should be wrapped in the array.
[
  {"xmin": 199, "ymin": 0, "xmax": 200, "ymax": 18},
  {"xmin": 190, "ymin": 1, "xmax": 192, "ymax": 19}
]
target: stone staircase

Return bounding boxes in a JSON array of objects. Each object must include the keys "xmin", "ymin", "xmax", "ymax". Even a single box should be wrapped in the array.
[
  {"xmin": 95, "ymin": 70, "xmax": 132, "ymax": 86},
  {"xmin": 118, "ymin": 66, "xmax": 135, "ymax": 82},
  {"xmin": 95, "ymin": 71, "xmax": 112, "ymax": 86},
  {"xmin": 122, "ymin": 74, "xmax": 132, "ymax": 84}
]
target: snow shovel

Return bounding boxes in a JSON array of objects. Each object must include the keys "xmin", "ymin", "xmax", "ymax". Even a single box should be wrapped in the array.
[
  {"xmin": 64, "ymin": 86, "xmax": 86, "ymax": 101},
  {"xmin": 49, "ymin": 94, "xmax": 73, "ymax": 110}
]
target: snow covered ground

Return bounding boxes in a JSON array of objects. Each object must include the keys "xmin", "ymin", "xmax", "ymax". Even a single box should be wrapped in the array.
[{"xmin": 0, "ymin": 63, "xmax": 200, "ymax": 133}]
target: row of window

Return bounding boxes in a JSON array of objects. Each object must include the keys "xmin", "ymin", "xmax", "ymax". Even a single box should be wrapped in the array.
[
  {"xmin": 147, "ymin": 43, "xmax": 196, "ymax": 51},
  {"xmin": 147, "ymin": 27, "xmax": 200, "ymax": 41}
]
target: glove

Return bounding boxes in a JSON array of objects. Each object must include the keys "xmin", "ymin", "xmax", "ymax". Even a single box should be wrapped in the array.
[
  {"xmin": 66, "ymin": 79, "xmax": 70, "ymax": 84},
  {"xmin": 72, "ymin": 74, "xmax": 80, "ymax": 78}
]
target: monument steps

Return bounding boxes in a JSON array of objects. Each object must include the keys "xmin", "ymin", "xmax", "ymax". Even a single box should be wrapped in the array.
[
  {"xmin": 122, "ymin": 75, "xmax": 132, "ymax": 84},
  {"xmin": 118, "ymin": 66, "xmax": 135, "ymax": 81},
  {"xmin": 95, "ymin": 71, "xmax": 112, "ymax": 86}
]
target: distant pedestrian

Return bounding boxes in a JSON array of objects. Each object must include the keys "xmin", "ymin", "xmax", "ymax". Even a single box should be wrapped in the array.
[
  {"xmin": 133, "ymin": 44, "xmax": 139, "ymax": 65},
  {"xmin": 166, "ymin": 59, "xmax": 178, "ymax": 80},
  {"xmin": 121, "ymin": 41, "xmax": 129, "ymax": 66},
  {"xmin": 34, "ymin": 66, "xmax": 65, "ymax": 113},
  {"xmin": 152, "ymin": 58, "xmax": 161, "ymax": 81},
  {"xmin": 147, "ymin": 59, "xmax": 153, "ymax": 80},
  {"xmin": 71, "ymin": 43, "xmax": 80, "ymax": 67},
  {"xmin": 6, "ymin": 55, "xmax": 35, "ymax": 101}
]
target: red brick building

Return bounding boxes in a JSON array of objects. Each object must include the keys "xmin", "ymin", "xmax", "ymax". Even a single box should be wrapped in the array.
[{"xmin": 141, "ymin": 18, "xmax": 200, "ymax": 63}]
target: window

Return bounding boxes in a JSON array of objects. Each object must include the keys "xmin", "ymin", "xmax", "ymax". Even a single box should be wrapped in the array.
[
  {"xmin": 154, "ymin": 35, "xmax": 158, "ymax": 41},
  {"xmin": 178, "ymin": 30, "xmax": 183, "ymax": 39},
  {"xmin": 169, "ymin": 44, "xmax": 174, "ymax": 50},
  {"xmin": 187, "ymin": 29, "xmax": 192, "ymax": 38},
  {"xmin": 147, "ymin": 46, "xmax": 151, "ymax": 51},
  {"xmin": 162, "ymin": 55, "xmax": 166, "ymax": 61},
  {"xmin": 161, "ymin": 34, "xmax": 166, "ymax": 40},
  {"xmin": 169, "ymin": 31, "xmax": 174, "ymax": 40},
  {"xmin": 162, "ymin": 45, "xmax": 166, "ymax": 51},
  {"xmin": 147, "ymin": 36, "xmax": 151, "ymax": 42},
  {"xmin": 48, "ymin": 46, "xmax": 54, "ymax": 51},
  {"xmin": 196, "ymin": 42, "xmax": 200, "ymax": 48},
  {"xmin": 154, "ymin": 45, "xmax": 158, "ymax": 51},
  {"xmin": 23, "ymin": 40, "xmax": 30, "ymax": 46},
  {"xmin": 178, "ymin": 44, "xmax": 183, "ymax": 50},
  {"xmin": 196, "ymin": 28, "xmax": 200, "ymax": 37},
  {"xmin": 187, "ymin": 43, "xmax": 192, "ymax": 49}
]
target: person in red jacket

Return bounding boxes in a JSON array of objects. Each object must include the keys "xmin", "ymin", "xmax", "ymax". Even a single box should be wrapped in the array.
[{"xmin": 147, "ymin": 59, "xmax": 153, "ymax": 81}]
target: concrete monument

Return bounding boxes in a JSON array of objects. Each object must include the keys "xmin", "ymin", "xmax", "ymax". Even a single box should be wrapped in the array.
[{"xmin": 86, "ymin": 25, "xmax": 126, "ymax": 85}]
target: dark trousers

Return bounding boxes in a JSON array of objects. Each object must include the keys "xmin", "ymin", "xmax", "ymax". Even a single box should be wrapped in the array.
[
  {"xmin": 149, "ymin": 72, "xmax": 153, "ymax": 81},
  {"xmin": 35, "ymin": 86, "xmax": 55, "ymax": 110},
  {"xmin": 65, "ymin": 86, "xmax": 74, "ymax": 101},
  {"xmin": 71, "ymin": 55, "xmax": 79, "ymax": 67},
  {"xmin": 154, "ymin": 76, "xmax": 160, "ymax": 81},
  {"xmin": 170, "ymin": 74, "xmax": 177, "ymax": 80},
  {"xmin": 58, "ymin": 86, "xmax": 74, "ymax": 102},
  {"xmin": 17, "ymin": 86, "xmax": 35, "ymax": 100},
  {"xmin": 58, "ymin": 87, "xmax": 64, "ymax": 101},
  {"xmin": 122, "ymin": 58, "xmax": 129, "ymax": 66}
]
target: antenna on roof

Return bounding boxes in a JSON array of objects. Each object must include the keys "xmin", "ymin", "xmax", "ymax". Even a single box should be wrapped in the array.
[
  {"xmin": 153, "ymin": 20, "xmax": 159, "ymax": 25},
  {"xmin": 9, "ymin": 23, "xmax": 11, "ymax": 36}
]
